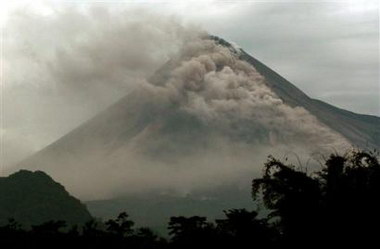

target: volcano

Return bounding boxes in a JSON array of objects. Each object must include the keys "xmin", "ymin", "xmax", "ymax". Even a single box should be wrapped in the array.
[{"xmin": 15, "ymin": 36, "xmax": 380, "ymax": 228}]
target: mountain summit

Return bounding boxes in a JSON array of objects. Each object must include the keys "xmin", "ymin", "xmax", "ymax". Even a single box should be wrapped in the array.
[{"xmin": 211, "ymin": 36, "xmax": 379, "ymax": 149}]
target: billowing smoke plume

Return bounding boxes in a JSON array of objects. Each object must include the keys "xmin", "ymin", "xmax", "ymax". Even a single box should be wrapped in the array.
[
  {"xmin": 138, "ymin": 38, "xmax": 349, "ymax": 152},
  {"xmin": 5, "ymin": 6, "xmax": 350, "ymax": 200},
  {"xmin": 2, "ymin": 6, "xmax": 199, "ymax": 168}
]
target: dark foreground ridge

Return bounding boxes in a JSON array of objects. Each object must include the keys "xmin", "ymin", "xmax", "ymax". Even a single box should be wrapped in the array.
[
  {"xmin": 0, "ymin": 170, "xmax": 92, "ymax": 227},
  {"xmin": 1, "ymin": 149, "xmax": 379, "ymax": 248}
]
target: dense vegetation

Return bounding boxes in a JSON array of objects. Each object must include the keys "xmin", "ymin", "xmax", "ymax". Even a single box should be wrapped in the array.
[{"xmin": 0, "ymin": 149, "xmax": 378, "ymax": 248}]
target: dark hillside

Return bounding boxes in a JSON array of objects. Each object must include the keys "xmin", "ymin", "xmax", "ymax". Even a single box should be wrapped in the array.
[{"xmin": 0, "ymin": 170, "xmax": 92, "ymax": 227}]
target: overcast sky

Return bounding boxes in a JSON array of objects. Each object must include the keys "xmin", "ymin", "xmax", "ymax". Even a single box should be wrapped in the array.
[
  {"xmin": 2, "ymin": 0, "xmax": 379, "ymax": 115},
  {"xmin": 151, "ymin": 0, "xmax": 380, "ymax": 115},
  {"xmin": 0, "ymin": 0, "xmax": 379, "ymax": 169}
]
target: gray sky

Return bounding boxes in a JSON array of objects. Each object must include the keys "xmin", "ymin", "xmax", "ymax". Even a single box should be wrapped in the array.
[
  {"xmin": 3, "ymin": 0, "xmax": 378, "ymax": 114},
  {"xmin": 153, "ymin": 0, "xmax": 380, "ymax": 116},
  {"xmin": 1, "ymin": 0, "xmax": 379, "ymax": 169}
]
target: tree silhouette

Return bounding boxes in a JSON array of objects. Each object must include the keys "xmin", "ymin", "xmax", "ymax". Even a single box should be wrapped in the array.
[
  {"xmin": 320, "ymin": 150, "xmax": 380, "ymax": 245},
  {"xmin": 1, "ymin": 149, "xmax": 378, "ymax": 248},
  {"xmin": 31, "ymin": 220, "xmax": 66, "ymax": 234},
  {"xmin": 105, "ymin": 211, "xmax": 134, "ymax": 237},
  {"xmin": 252, "ymin": 150, "xmax": 380, "ymax": 246},
  {"xmin": 131, "ymin": 227, "xmax": 168, "ymax": 249},
  {"xmin": 168, "ymin": 216, "xmax": 216, "ymax": 248},
  {"xmin": 216, "ymin": 209, "xmax": 278, "ymax": 247},
  {"xmin": 1, "ymin": 218, "xmax": 22, "ymax": 232}
]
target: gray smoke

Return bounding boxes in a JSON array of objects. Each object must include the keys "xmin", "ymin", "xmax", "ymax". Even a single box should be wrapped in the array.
[
  {"xmin": 4, "ymin": 6, "xmax": 350, "ymax": 200},
  {"xmin": 137, "ymin": 38, "xmax": 350, "ymax": 152},
  {"xmin": 2, "ymin": 6, "xmax": 199, "ymax": 168}
]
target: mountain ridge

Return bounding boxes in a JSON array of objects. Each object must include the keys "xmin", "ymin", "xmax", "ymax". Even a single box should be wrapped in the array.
[
  {"xmin": 0, "ymin": 170, "xmax": 92, "ymax": 227},
  {"xmin": 211, "ymin": 35, "xmax": 380, "ymax": 149}
]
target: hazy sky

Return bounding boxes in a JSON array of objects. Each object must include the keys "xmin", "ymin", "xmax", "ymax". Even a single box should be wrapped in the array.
[
  {"xmin": 0, "ymin": 0, "xmax": 379, "ymax": 169},
  {"xmin": 182, "ymin": 0, "xmax": 379, "ymax": 116},
  {"xmin": 4, "ymin": 0, "xmax": 376, "ymax": 114},
  {"xmin": 149, "ymin": 0, "xmax": 380, "ymax": 115}
]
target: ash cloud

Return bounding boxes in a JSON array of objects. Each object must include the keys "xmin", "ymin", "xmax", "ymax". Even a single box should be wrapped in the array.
[
  {"xmin": 138, "ymin": 38, "xmax": 350, "ymax": 152},
  {"xmin": 3, "ymin": 6, "xmax": 199, "ymax": 168},
  {"xmin": 5, "ymin": 6, "xmax": 351, "ymax": 200}
]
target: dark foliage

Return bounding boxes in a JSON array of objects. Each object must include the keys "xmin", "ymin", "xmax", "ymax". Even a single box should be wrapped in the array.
[
  {"xmin": 215, "ymin": 209, "xmax": 278, "ymax": 247},
  {"xmin": 1, "ymin": 149, "xmax": 378, "ymax": 248},
  {"xmin": 168, "ymin": 216, "xmax": 217, "ymax": 248},
  {"xmin": 105, "ymin": 211, "xmax": 134, "ymax": 236},
  {"xmin": 252, "ymin": 149, "xmax": 380, "ymax": 246}
]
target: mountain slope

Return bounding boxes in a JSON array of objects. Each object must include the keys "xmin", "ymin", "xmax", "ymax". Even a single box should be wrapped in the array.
[
  {"xmin": 12, "ymin": 35, "xmax": 379, "ymax": 227},
  {"xmin": 212, "ymin": 36, "xmax": 380, "ymax": 149},
  {"xmin": 15, "ymin": 35, "xmax": 379, "ymax": 201}
]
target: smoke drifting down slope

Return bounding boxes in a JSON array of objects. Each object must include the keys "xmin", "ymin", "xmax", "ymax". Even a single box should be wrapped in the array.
[
  {"xmin": 2, "ymin": 7, "xmax": 196, "ymax": 167},
  {"xmin": 140, "ymin": 37, "xmax": 349, "ymax": 151},
  {"xmin": 16, "ymin": 33, "xmax": 351, "ymax": 199}
]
